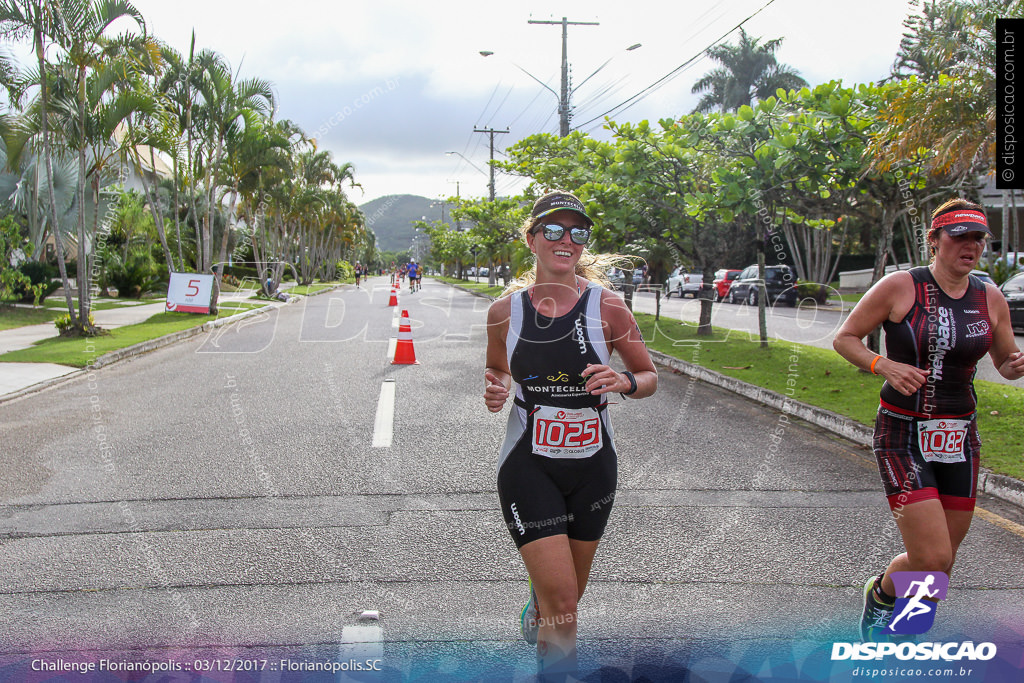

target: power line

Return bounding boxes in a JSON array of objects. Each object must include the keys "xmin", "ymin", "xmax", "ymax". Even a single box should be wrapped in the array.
[{"xmin": 574, "ymin": 0, "xmax": 779, "ymax": 130}]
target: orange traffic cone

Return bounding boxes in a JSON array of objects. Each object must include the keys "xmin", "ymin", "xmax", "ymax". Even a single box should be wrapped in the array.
[
  {"xmin": 392, "ymin": 309, "xmax": 419, "ymax": 365},
  {"xmin": 388, "ymin": 286, "xmax": 398, "ymax": 307}
]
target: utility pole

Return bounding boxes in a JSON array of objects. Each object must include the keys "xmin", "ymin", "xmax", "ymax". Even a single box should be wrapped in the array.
[
  {"xmin": 447, "ymin": 180, "xmax": 462, "ymax": 230},
  {"xmin": 528, "ymin": 16, "xmax": 599, "ymax": 137},
  {"xmin": 472, "ymin": 127, "xmax": 508, "ymax": 200}
]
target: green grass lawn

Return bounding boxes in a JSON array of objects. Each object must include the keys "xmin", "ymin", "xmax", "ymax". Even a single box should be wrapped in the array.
[
  {"xmin": 0, "ymin": 305, "xmax": 266, "ymax": 368},
  {"xmin": 635, "ymin": 313, "xmax": 1024, "ymax": 480},
  {"xmin": 287, "ymin": 283, "xmax": 339, "ymax": 296},
  {"xmin": 42, "ymin": 296, "xmax": 164, "ymax": 311},
  {"xmin": 834, "ymin": 291, "xmax": 867, "ymax": 306},
  {"xmin": 435, "ymin": 276, "xmax": 505, "ymax": 298},
  {"xmin": 0, "ymin": 305, "xmax": 60, "ymax": 330}
]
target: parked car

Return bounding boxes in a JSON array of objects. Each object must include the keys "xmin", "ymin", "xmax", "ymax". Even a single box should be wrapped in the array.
[
  {"xmin": 982, "ymin": 250, "xmax": 1024, "ymax": 271},
  {"xmin": 606, "ymin": 268, "xmax": 626, "ymax": 290},
  {"xmin": 665, "ymin": 267, "xmax": 703, "ymax": 298},
  {"xmin": 970, "ymin": 269, "xmax": 996, "ymax": 286},
  {"xmin": 726, "ymin": 264, "xmax": 797, "ymax": 306},
  {"xmin": 1000, "ymin": 271, "xmax": 1024, "ymax": 332},
  {"xmin": 712, "ymin": 269, "xmax": 742, "ymax": 302}
]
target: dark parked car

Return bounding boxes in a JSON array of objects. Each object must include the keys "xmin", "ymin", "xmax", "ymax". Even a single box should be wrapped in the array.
[
  {"xmin": 726, "ymin": 264, "xmax": 797, "ymax": 306},
  {"xmin": 712, "ymin": 269, "xmax": 742, "ymax": 302},
  {"xmin": 1000, "ymin": 271, "xmax": 1024, "ymax": 332}
]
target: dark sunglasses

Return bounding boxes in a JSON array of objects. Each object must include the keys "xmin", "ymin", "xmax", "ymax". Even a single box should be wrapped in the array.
[{"xmin": 532, "ymin": 223, "xmax": 591, "ymax": 245}]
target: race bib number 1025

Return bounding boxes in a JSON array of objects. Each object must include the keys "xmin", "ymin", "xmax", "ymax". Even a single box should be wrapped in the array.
[{"xmin": 531, "ymin": 405, "xmax": 603, "ymax": 459}]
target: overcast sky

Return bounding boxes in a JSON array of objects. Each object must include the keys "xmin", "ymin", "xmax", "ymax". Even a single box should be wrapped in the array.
[{"xmin": 123, "ymin": 0, "xmax": 917, "ymax": 204}]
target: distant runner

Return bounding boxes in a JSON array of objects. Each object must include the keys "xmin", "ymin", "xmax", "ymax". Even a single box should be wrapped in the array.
[{"xmin": 408, "ymin": 261, "xmax": 420, "ymax": 292}]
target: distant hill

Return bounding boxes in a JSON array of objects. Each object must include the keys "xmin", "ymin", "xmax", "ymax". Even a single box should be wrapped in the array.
[{"xmin": 359, "ymin": 194, "xmax": 456, "ymax": 252}]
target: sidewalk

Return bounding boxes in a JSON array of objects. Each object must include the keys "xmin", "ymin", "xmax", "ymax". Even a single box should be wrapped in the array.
[{"xmin": 0, "ymin": 289, "xmax": 279, "ymax": 399}]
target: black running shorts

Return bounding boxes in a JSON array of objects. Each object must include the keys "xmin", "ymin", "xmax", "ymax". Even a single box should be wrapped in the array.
[
  {"xmin": 872, "ymin": 407, "xmax": 980, "ymax": 512},
  {"xmin": 497, "ymin": 430, "xmax": 617, "ymax": 549}
]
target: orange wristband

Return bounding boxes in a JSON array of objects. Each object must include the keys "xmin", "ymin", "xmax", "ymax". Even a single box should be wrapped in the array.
[{"xmin": 870, "ymin": 355, "xmax": 882, "ymax": 375}]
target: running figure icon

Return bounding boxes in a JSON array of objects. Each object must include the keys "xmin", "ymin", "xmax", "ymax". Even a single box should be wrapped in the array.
[{"xmin": 887, "ymin": 574, "xmax": 938, "ymax": 631}]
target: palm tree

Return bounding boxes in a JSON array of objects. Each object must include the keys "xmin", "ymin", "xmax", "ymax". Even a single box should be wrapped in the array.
[
  {"xmin": 59, "ymin": 0, "xmax": 145, "ymax": 329},
  {"xmin": 216, "ymin": 113, "xmax": 289, "ymax": 282},
  {"xmin": 158, "ymin": 41, "xmax": 223, "ymax": 275},
  {"xmin": 113, "ymin": 36, "xmax": 181, "ymax": 276},
  {"xmin": 690, "ymin": 28, "xmax": 807, "ymax": 113},
  {"xmin": 195, "ymin": 62, "xmax": 274, "ymax": 311},
  {"xmin": 0, "ymin": 0, "xmax": 78, "ymax": 323},
  {"xmin": 194, "ymin": 59, "xmax": 273, "ymax": 272},
  {"xmin": 870, "ymin": 0, "xmax": 1008, "ymax": 181}
]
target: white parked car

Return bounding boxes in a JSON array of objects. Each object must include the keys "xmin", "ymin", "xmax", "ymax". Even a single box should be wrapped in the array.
[{"xmin": 665, "ymin": 267, "xmax": 703, "ymax": 298}]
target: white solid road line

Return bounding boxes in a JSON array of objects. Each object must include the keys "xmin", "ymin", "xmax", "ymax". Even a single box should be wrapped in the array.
[{"xmin": 371, "ymin": 379, "xmax": 396, "ymax": 448}]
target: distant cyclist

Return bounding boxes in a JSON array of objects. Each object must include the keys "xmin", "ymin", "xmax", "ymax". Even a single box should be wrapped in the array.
[
  {"xmin": 834, "ymin": 198, "xmax": 1024, "ymax": 641},
  {"xmin": 484, "ymin": 191, "xmax": 657, "ymax": 678}
]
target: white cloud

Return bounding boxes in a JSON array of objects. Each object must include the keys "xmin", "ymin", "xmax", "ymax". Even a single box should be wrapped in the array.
[{"xmin": 123, "ymin": 0, "xmax": 917, "ymax": 202}]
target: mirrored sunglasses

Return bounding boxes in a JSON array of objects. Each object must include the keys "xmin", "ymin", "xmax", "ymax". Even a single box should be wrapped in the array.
[{"xmin": 534, "ymin": 223, "xmax": 591, "ymax": 245}]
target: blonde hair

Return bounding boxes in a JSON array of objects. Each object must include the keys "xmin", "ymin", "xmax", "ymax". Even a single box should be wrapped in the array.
[{"xmin": 501, "ymin": 215, "xmax": 639, "ymax": 296}]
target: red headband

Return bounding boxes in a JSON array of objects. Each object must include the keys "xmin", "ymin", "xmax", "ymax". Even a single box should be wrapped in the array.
[{"xmin": 931, "ymin": 209, "xmax": 990, "ymax": 235}]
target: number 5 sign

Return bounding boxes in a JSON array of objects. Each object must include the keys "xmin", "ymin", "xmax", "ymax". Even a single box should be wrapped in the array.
[{"xmin": 166, "ymin": 272, "xmax": 214, "ymax": 313}]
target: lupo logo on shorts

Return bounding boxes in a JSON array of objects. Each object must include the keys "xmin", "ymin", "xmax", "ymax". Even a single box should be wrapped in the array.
[{"xmin": 887, "ymin": 571, "xmax": 949, "ymax": 635}]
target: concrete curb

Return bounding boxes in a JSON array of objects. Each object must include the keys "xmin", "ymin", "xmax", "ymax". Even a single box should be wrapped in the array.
[
  {"xmin": 0, "ymin": 285, "xmax": 344, "ymax": 404},
  {"xmin": 649, "ymin": 348, "xmax": 1023, "ymax": 510},
  {"xmin": 446, "ymin": 281, "xmax": 1023, "ymax": 510},
  {"xmin": 648, "ymin": 349, "xmax": 875, "ymax": 445}
]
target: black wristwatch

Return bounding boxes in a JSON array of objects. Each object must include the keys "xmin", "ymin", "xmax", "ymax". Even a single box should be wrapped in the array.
[{"xmin": 620, "ymin": 371, "xmax": 637, "ymax": 397}]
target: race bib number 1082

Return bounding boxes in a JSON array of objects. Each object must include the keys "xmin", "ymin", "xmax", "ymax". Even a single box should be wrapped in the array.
[
  {"xmin": 531, "ymin": 405, "xmax": 603, "ymax": 459},
  {"xmin": 916, "ymin": 418, "xmax": 970, "ymax": 463}
]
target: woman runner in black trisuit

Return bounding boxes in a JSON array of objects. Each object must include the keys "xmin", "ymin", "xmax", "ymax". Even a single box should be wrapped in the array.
[
  {"xmin": 484, "ymin": 191, "xmax": 657, "ymax": 678},
  {"xmin": 834, "ymin": 198, "xmax": 1024, "ymax": 640}
]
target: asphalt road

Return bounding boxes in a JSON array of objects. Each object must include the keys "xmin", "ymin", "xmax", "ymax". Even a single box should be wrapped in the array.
[
  {"xmin": 1, "ymin": 277, "xmax": 1022, "ymax": 682},
  {"xmin": 630, "ymin": 290, "xmax": 1024, "ymax": 387}
]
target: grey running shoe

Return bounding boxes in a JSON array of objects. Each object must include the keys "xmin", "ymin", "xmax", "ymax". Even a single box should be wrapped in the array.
[
  {"xmin": 520, "ymin": 578, "xmax": 539, "ymax": 644},
  {"xmin": 860, "ymin": 575, "xmax": 895, "ymax": 641}
]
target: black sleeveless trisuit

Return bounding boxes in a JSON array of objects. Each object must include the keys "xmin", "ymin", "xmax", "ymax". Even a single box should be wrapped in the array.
[{"xmin": 873, "ymin": 267, "xmax": 993, "ymax": 511}]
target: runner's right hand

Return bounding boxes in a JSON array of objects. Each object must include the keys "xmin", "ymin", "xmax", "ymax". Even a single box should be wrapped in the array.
[
  {"xmin": 876, "ymin": 358, "xmax": 929, "ymax": 396},
  {"xmin": 484, "ymin": 370, "xmax": 509, "ymax": 412}
]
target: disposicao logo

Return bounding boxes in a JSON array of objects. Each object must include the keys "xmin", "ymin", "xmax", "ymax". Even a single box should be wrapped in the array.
[{"xmin": 832, "ymin": 572, "xmax": 997, "ymax": 662}]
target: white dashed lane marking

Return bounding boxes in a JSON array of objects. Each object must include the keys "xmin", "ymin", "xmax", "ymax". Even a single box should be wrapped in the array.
[{"xmin": 371, "ymin": 380, "xmax": 396, "ymax": 448}]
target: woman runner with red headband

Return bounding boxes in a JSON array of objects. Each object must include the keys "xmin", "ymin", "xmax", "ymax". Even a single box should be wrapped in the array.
[{"xmin": 834, "ymin": 198, "xmax": 1024, "ymax": 641}]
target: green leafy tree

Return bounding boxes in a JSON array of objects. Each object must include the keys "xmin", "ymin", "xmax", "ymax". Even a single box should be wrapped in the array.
[
  {"xmin": 449, "ymin": 196, "xmax": 527, "ymax": 286},
  {"xmin": 0, "ymin": 214, "xmax": 44, "ymax": 303}
]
